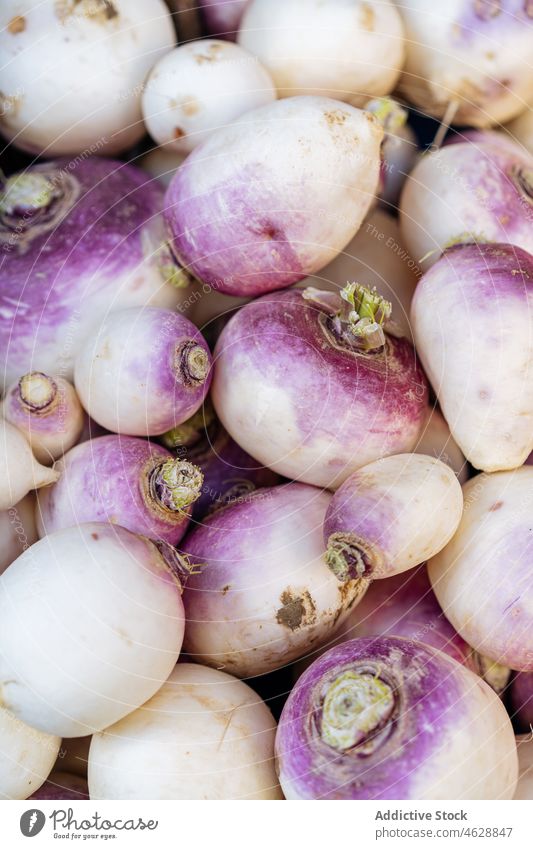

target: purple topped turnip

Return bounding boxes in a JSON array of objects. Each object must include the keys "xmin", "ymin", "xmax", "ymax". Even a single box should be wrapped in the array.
[
  {"xmin": 212, "ymin": 286, "xmax": 428, "ymax": 489},
  {"xmin": 238, "ymin": 0, "xmax": 405, "ymax": 106},
  {"xmin": 182, "ymin": 482, "xmax": 368, "ymax": 677},
  {"xmin": 400, "ymin": 142, "xmax": 533, "ymax": 270},
  {"xmin": 1, "ymin": 706, "xmax": 60, "ymax": 800},
  {"xmin": 142, "ymin": 40, "xmax": 275, "ymax": 155},
  {"xmin": 164, "ymin": 96, "xmax": 383, "ymax": 297},
  {"xmin": 0, "ymin": 158, "xmax": 188, "ymax": 391},
  {"xmin": 198, "ymin": 0, "xmax": 248, "ymax": 39},
  {"xmin": 0, "ymin": 420, "xmax": 59, "ymax": 510},
  {"xmin": 397, "ymin": 0, "xmax": 533, "ymax": 127},
  {"xmin": 0, "ymin": 0, "xmax": 175, "ymax": 156},
  {"xmin": 508, "ymin": 672, "xmax": 533, "ymax": 733},
  {"xmin": 0, "ymin": 523, "xmax": 186, "ymax": 737},
  {"xmin": 411, "ymin": 243, "xmax": 533, "ymax": 472},
  {"xmin": 88, "ymin": 663, "xmax": 282, "ymax": 799},
  {"xmin": 0, "ymin": 493, "xmax": 37, "ymax": 576},
  {"xmin": 323, "ymin": 454, "xmax": 463, "ymax": 583},
  {"xmin": 36, "ymin": 435, "xmax": 203, "ymax": 545},
  {"xmin": 74, "ymin": 307, "xmax": 211, "ymax": 436},
  {"xmin": 276, "ymin": 636, "xmax": 518, "ymax": 799},
  {"xmin": 429, "ymin": 467, "xmax": 533, "ymax": 672},
  {"xmin": 2, "ymin": 373, "xmax": 84, "ymax": 464}
]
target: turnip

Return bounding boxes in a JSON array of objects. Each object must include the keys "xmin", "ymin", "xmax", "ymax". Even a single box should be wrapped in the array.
[
  {"xmin": 211, "ymin": 287, "xmax": 428, "ymax": 489},
  {"xmin": 414, "ymin": 407, "xmax": 468, "ymax": 484},
  {"xmin": 397, "ymin": 0, "xmax": 533, "ymax": 127},
  {"xmin": 0, "ymin": 706, "xmax": 60, "ymax": 800},
  {"xmin": 506, "ymin": 108, "xmax": 533, "ymax": 156},
  {"xmin": 30, "ymin": 771, "xmax": 88, "ymax": 800},
  {"xmin": 411, "ymin": 243, "xmax": 533, "ymax": 472},
  {"xmin": 508, "ymin": 672, "xmax": 533, "ymax": 733},
  {"xmin": 36, "ymin": 436, "xmax": 203, "ymax": 544},
  {"xmin": 74, "ymin": 307, "xmax": 211, "ymax": 436},
  {"xmin": 275, "ymin": 636, "xmax": 518, "ymax": 799},
  {"xmin": 198, "ymin": 0, "xmax": 248, "ymax": 39},
  {"xmin": 2, "ymin": 373, "xmax": 84, "ymax": 464},
  {"xmin": 515, "ymin": 735, "xmax": 533, "ymax": 799},
  {"xmin": 89, "ymin": 663, "xmax": 282, "ymax": 799},
  {"xmin": 142, "ymin": 40, "xmax": 275, "ymax": 155},
  {"xmin": 0, "ymin": 522, "xmax": 186, "ymax": 737},
  {"xmin": 399, "ymin": 142, "xmax": 533, "ymax": 270},
  {"xmin": 323, "ymin": 454, "xmax": 463, "ymax": 583},
  {"xmin": 0, "ymin": 420, "xmax": 59, "ymax": 511},
  {"xmin": 238, "ymin": 0, "xmax": 405, "ymax": 106},
  {"xmin": 428, "ymin": 467, "xmax": 533, "ymax": 672},
  {"xmin": 0, "ymin": 158, "xmax": 188, "ymax": 391},
  {"xmin": 164, "ymin": 96, "xmax": 383, "ymax": 297},
  {"xmin": 182, "ymin": 482, "xmax": 368, "ymax": 677},
  {"xmin": 0, "ymin": 0, "xmax": 175, "ymax": 156},
  {"xmin": 0, "ymin": 494, "xmax": 37, "ymax": 576}
]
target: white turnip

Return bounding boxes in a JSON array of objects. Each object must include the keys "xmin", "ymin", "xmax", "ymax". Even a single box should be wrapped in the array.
[{"xmin": 0, "ymin": 420, "xmax": 59, "ymax": 510}]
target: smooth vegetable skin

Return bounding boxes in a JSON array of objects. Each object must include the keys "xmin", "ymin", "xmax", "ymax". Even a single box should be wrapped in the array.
[
  {"xmin": 508, "ymin": 673, "xmax": 533, "ymax": 733},
  {"xmin": 0, "ymin": 523, "xmax": 186, "ymax": 737},
  {"xmin": 212, "ymin": 288, "xmax": 428, "ymax": 488},
  {"xmin": 74, "ymin": 307, "xmax": 212, "ymax": 436},
  {"xmin": 0, "ymin": 493, "xmax": 37, "ymax": 575},
  {"xmin": 89, "ymin": 664, "xmax": 282, "ymax": 800},
  {"xmin": 0, "ymin": 706, "xmax": 60, "ymax": 800},
  {"xmin": 412, "ymin": 243, "xmax": 533, "ymax": 472},
  {"xmin": 276, "ymin": 636, "xmax": 518, "ymax": 799},
  {"xmin": 0, "ymin": 0, "xmax": 175, "ymax": 156},
  {"xmin": 238, "ymin": 0, "xmax": 405, "ymax": 106},
  {"xmin": 182, "ymin": 483, "xmax": 368, "ymax": 677},
  {"xmin": 0, "ymin": 420, "xmax": 59, "ymax": 511},
  {"xmin": 36, "ymin": 436, "xmax": 203, "ymax": 544},
  {"xmin": 30, "ymin": 771, "xmax": 88, "ymax": 801},
  {"xmin": 397, "ymin": 0, "xmax": 533, "ymax": 127},
  {"xmin": 429, "ymin": 468, "xmax": 533, "ymax": 672},
  {"xmin": 323, "ymin": 454, "xmax": 463, "ymax": 582},
  {"xmin": 164, "ymin": 96, "xmax": 383, "ymax": 297},
  {"xmin": 0, "ymin": 159, "xmax": 187, "ymax": 390}
]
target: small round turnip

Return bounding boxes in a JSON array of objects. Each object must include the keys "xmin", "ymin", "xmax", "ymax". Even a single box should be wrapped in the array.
[
  {"xmin": 0, "ymin": 493, "xmax": 37, "ymax": 576},
  {"xmin": 74, "ymin": 307, "xmax": 211, "ymax": 436},
  {"xmin": 276, "ymin": 636, "xmax": 518, "ymax": 799},
  {"xmin": 142, "ymin": 40, "xmax": 275, "ymax": 155},
  {"xmin": 0, "ymin": 523, "xmax": 186, "ymax": 737},
  {"xmin": 88, "ymin": 663, "xmax": 282, "ymax": 799},
  {"xmin": 429, "ymin": 467, "xmax": 533, "ymax": 672},
  {"xmin": 238, "ymin": 0, "xmax": 405, "ymax": 106},
  {"xmin": 0, "ymin": 706, "xmax": 60, "ymax": 800},
  {"xmin": 0, "ymin": 420, "xmax": 59, "ymax": 511}
]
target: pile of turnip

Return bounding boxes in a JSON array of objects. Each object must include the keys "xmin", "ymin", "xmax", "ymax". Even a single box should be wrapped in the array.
[{"xmin": 0, "ymin": 0, "xmax": 532, "ymax": 804}]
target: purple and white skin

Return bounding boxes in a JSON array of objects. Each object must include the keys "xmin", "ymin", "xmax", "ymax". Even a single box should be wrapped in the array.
[
  {"xmin": 30, "ymin": 772, "xmax": 88, "ymax": 801},
  {"xmin": 0, "ymin": 0, "xmax": 175, "ymax": 156},
  {"xmin": 411, "ymin": 243, "xmax": 533, "ymax": 472},
  {"xmin": 0, "ymin": 158, "xmax": 188, "ymax": 391},
  {"xmin": 323, "ymin": 454, "xmax": 463, "ymax": 583},
  {"xmin": 0, "ymin": 523, "xmax": 186, "ymax": 737},
  {"xmin": 2, "ymin": 373, "xmax": 84, "ymax": 464},
  {"xmin": 275, "ymin": 636, "xmax": 518, "ymax": 800},
  {"xmin": 414, "ymin": 407, "xmax": 469, "ymax": 484},
  {"xmin": 181, "ymin": 482, "xmax": 369, "ymax": 678},
  {"xmin": 515, "ymin": 735, "xmax": 533, "ymax": 799},
  {"xmin": 0, "ymin": 493, "xmax": 37, "ymax": 576},
  {"xmin": 506, "ymin": 108, "xmax": 533, "ymax": 157},
  {"xmin": 429, "ymin": 467, "xmax": 533, "ymax": 672},
  {"xmin": 212, "ymin": 286, "xmax": 428, "ymax": 489},
  {"xmin": 397, "ymin": 0, "xmax": 533, "ymax": 127},
  {"xmin": 507, "ymin": 672, "xmax": 533, "ymax": 733},
  {"xmin": 238, "ymin": 0, "xmax": 405, "ymax": 106},
  {"xmin": 400, "ymin": 142, "xmax": 533, "ymax": 271},
  {"xmin": 198, "ymin": 0, "xmax": 248, "ymax": 39},
  {"xmin": 74, "ymin": 307, "xmax": 212, "ymax": 436},
  {"xmin": 0, "ymin": 420, "xmax": 59, "ymax": 511},
  {"xmin": 142, "ymin": 40, "xmax": 275, "ymax": 155},
  {"xmin": 0, "ymin": 706, "xmax": 60, "ymax": 801},
  {"xmin": 36, "ymin": 435, "xmax": 203, "ymax": 545},
  {"xmin": 164, "ymin": 96, "xmax": 383, "ymax": 298}
]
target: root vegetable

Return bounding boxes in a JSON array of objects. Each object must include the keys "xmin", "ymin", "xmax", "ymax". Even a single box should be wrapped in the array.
[
  {"xmin": 0, "ymin": 420, "xmax": 59, "ymax": 510},
  {"xmin": 276, "ymin": 636, "xmax": 518, "ymax": 799},
  {"xmin": 0, "ymin": 494, "xmax": 37, "ymax": 575},
  {"xmin": 36, "ymin": 436, "xmax": 203, "ymax": 544},
  {"xmin": 74, "ymin": 307, "xmax": 211, "ymax": 436},
  {"xmin": 88, "ymin": 663, "xmax": 282, "ymax": 799},
  {"xmin": 411, "ymin": 243, "xmax": 533, "ymax": 472},
  {"xmin": 428, "ymin": 467, "xmax": 533, "ymax": 672},
  {"xmin": 0, "ymin": 706, "xmax": 60, "ymax": 800},
  {"xmin": 164, "ymin": 96, "xmax": 383, "ymax": 297},
  {"xmin": 0, "ymin": 523, "xmax": 186, "ymax": 737}
]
